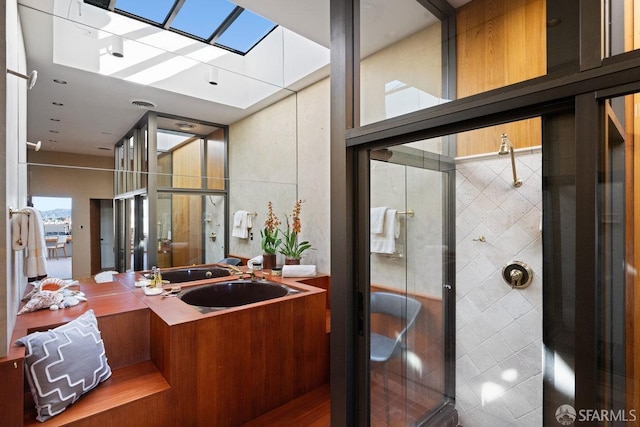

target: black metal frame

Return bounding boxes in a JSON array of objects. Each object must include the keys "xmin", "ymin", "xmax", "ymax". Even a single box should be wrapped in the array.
[
  {"xmin": 330, "ymin": 0, "xmax": 640, "ymax": 426},
  {"xmin": 113, "ymin": 111, "xmax": 229, "ymax": 271}
]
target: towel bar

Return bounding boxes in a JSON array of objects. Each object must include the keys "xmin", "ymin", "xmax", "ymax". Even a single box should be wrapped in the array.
[
  {"xmin": 9, "ymin": 208, "xmax": 30, "ymax": 218},
  {"xmin": 396, "ymin": 209, "xmax": 414, "ymax": 217}
]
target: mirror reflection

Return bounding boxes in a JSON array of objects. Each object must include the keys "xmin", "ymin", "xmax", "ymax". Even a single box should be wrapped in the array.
[{"xmin": 20, "ymin": 0, "xmax": 329, "ymax": 280}]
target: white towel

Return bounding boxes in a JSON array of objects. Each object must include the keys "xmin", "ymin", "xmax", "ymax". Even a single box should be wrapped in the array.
[
  {"xmin": 370, "ymin": 209, "xmax": 399, "ymax": 254},
  {"xmin": 12, "ymin": 207, "xmax": 48, "ymax": 278},
  {"xmin": 247, "ymin": 255, "xmax": 263, "ymax": 270},
  {"xmin": 282, "ymin": 264, "xmax": 317, "ymax": 277},
  {"xmin": 232, "ymin": 210, "xmax": 250, "ymax": 239},
  {"xmin": 246, "ymin": 212, "xmax": 253, "ymax": 230},
  {"xmin": 370, "ymin": 207, "xmax": 387, "ymax": 234},
  {"xmin": 94, "ymin": 270, "xmax": 118, "ymax": 283},
  {"xmin": 233, "ymin": 210, "xmax": 243, "ymax": 227}
]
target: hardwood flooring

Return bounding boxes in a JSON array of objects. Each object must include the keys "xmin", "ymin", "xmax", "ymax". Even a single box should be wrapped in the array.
[
  {"xmin": 242, "ymin": 374, "xmax": 442, "ymax": 427},
  {"xmin": 242, "ymin": 384, "xmax": 330, "ymax": 427}
]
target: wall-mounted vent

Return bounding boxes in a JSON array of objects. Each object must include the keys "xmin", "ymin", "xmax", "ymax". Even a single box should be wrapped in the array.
[{"xmin": 131, "ymin": 100, "xmax": 156, "ymax": 108}]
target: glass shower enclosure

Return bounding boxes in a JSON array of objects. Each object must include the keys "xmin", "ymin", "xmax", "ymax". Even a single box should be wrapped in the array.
[
  {"xmin": 114, "ymin": 112, "xmax": 228, "ymax": 272},
  {"xmin": 368, "ymin": 141, "xmax": 456, "ymax": 425}
]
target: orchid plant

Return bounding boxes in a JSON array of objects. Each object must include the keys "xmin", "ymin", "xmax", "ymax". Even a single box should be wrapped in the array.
[
  {"xmin": 260, "ymin": 201, "xmax": 281, "ymax": 255},
  {"xmin": 279, "ymin": 199, "xmax": 312, "ymax": 260}
]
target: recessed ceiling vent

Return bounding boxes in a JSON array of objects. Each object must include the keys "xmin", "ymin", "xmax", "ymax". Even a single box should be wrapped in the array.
[
  {"xmin": 176, "ymin": 122, "xmax": 196, "ymax": 131},
  {"xmin": 131, "ymin": 100, "xmax": 156, "ymax": 108}
]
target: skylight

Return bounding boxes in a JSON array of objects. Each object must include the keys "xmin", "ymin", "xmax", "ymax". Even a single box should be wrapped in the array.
[{"xmin": 84, "ymin": 0, "xmax": 278, "ymax": 55}]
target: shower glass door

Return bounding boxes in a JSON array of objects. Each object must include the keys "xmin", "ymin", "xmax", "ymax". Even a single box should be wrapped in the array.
[{"xmin": 369, "ymin": 141, "xmax": 455, "ymax": 426}]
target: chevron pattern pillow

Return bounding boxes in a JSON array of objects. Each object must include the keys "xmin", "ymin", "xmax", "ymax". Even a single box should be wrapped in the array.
[{"xmin": 16, "ymin": 309, "xmax": 112, "ymax": 422}]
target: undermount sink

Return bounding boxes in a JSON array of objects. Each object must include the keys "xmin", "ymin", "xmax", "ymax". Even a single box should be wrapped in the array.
[{"xmin": 177, "ymin": 279, "xmax": 300, "ymax": 313}]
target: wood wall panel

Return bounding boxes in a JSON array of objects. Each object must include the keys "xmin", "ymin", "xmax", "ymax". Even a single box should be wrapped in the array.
[
  {"xmin": 0, "ymin": 358, "xmax": 23, "ymax": 426},
  {"xmin": 456, "ymin": 0, "xmax": 545, "ymax": 157},
  {"xmin": 171, "ymin": 194, "xmax": 202, "ymax": 266},
  {"xmin": 207, "ymin": 128, "xmax": 226, "ymax": 190},
  {"xmin": 172, "ymin": 140, "xmax": 203, "ymax": 266},
  {"xmin": 157, "ymin": 153, "xmax": 172, "ymax": 187},
  {"xmin": 172, "ymin": 139, "xmax": 202, "ymax": 188},
  {"xmin": 457, "ymin": 118, "xmax": 542, "ymax": 158}
]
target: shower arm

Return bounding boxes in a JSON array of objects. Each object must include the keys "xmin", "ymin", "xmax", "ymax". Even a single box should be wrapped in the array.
[
  {"xmin": 507, "ymin": 146, "xmax": 522, "ymax": 188},
  {"xmin": 499, "ymin": 134, "xmax": 523, "ymax": 188}
]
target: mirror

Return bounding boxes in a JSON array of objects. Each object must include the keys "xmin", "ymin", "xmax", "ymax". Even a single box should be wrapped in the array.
[{"xmin": 19, "ymin": 2, "xmax": 320, "ymax": 278}]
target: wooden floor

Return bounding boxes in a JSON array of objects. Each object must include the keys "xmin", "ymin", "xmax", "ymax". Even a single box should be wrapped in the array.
[
  {"xmin": 241, "ymin": 375, "xmax": 440, "ymax": 427},
  {"xmin": 369, "ymin": 368, "xmax": 441, "ymax": 427},
  {"xmin": 242, "ymin": 384, "xmax": 331, "ymax": 427}
]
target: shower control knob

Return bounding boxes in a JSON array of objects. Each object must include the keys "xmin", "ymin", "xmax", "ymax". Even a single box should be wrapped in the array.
[{"xmin": 501, "ymin": 261, "xmax": 533, "ymax": 290}]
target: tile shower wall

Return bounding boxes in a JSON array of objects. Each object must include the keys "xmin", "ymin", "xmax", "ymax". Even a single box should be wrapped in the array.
[{"xmin": 455, "ymin": 148, "xmax": 542, "ymax": 426}]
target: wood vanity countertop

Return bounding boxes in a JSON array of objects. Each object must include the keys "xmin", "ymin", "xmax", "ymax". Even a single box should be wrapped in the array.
[
  {"xmin": 112, "ymin": 268, "xmax": 328, "ymax": 327},
  {"xmin": 5, "ymin": 268, "xmax": 327, "ymax": 360},
  {"xmin": 2, "ymin": 268, "xmax": 329, "ymax": 426},
  {"xmin": 5, "ymin": 280, "xmax": 146, "ymax": 362}
]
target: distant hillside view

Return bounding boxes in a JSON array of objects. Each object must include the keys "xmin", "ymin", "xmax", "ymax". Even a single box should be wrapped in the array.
[
  {"xmin": 31, "ymin": 197, "xmax": 73, "ymax": 235},
  {"xmin": 40, "ymin": 209, "xmax": 72, "ymax": 235},
  {"xmin": 39, "ymin": 208, "xmax": 71, "ymax": 222}
]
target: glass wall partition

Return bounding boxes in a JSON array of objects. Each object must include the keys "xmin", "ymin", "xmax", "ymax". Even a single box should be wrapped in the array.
[
  {"xmin": 156, "ymin": 192, "xmax": 226, "ymax": 268},
  {"xmin": 369, "ymin": 142, "xmax": 455, "ymax": 425},
  {"xmin": 334, "ymin": 1, "xmax": 640, "ymax": 425},
  {"xmin": 352, "ymin": 89, "xmax": 640, "ymax": 427},
  {"xmin": 114, "ymin": 112, "xmax": 228, "ymax": 272},
  {"xmin": 359, "ymin": 0, "xmax": 551, "ymax": 128},
  {"xmin": 359, "ymin": 0, "xmax": 451, "ymax": 126},
  {"xmin": 597, "ymin": 98, "xmax": 628, "ymax": 420},
  {"xmin": 365, "ymin": 117, "xmax": 544, "ymax": 426}
]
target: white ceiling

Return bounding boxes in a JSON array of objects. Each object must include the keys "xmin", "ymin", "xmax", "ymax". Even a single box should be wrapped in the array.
[{"xmin": 17, "ymin": 0, "xmax": 468, "ymax": 157}]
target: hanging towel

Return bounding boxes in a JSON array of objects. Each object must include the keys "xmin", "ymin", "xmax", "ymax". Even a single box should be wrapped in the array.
[
  {"xmin": 11, "ymin": 207, "xmax": 48, "ymax": 278},
  {"xmin": 370, "ymin": 207, "xmax": 387, "ymax": 234},
  {"xmin": 370, "ymin": 209, "xmax": 399, "ymax": 254},
  {"xmin": 233, "ymin": 210, "xmax": 243, "ymax": 227},
  {"xmin": 246, "ymin": 212, "xmax": 253, "ymax": 230},
  {"xmin": 232, "ymin": 210, "xmax": 250, "ymax": 239}
]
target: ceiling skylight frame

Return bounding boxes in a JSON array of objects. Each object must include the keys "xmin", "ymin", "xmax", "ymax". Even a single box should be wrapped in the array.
[{"xmin": 83, "ymin": 0, "xmax": 278, "ymax": 56}]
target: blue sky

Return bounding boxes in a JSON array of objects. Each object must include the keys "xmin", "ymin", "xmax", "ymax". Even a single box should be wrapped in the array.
[{"xmin": 32, "ymin": 196, "xmax": 72, "ymax": 212}]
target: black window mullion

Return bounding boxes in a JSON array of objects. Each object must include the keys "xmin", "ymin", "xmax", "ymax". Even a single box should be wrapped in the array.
[
  {"xmin": 162, "ymin": 0, "xmax": 185, "ymax": 29},
  {"xmin": 207, "ymin": 6, "xmax": 243, "ymax": 44}
]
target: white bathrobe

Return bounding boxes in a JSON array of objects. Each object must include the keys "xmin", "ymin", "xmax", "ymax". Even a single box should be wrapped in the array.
[{"xmin": 11, "ymin": 207, "xmax": 48, "ymax": 278}]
